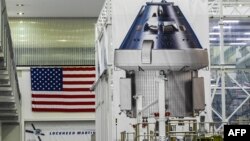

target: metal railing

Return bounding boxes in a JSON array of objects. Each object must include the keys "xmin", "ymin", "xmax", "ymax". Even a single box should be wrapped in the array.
[
  {"xmin": 1, "ymin": 0, "xmax": 21, "ymax": 120},
  {"xmin": 209, "ymin": 0, "xmax": 250, "ymax": 16},
  {"xmin": 120, "ymin": 120, "xmax": 234, "ymax": 141}
]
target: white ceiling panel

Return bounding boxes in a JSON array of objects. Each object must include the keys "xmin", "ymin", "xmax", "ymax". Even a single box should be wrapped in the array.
[{"xmin": 6, "ymin": 0, "xmax": 105, "ymax": 17}]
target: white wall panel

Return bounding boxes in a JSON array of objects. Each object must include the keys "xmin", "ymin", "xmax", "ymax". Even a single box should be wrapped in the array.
[{"xmin": 94, "ymin": 72, "xmax": 112, "ymax": 141}]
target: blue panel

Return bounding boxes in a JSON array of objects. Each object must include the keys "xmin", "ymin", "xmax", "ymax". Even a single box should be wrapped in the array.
[
  {"xmin": 31, "ymin": 68, "xmax": 63, "ymax": 91},
  {"xmin": 119, "ymin": 1, "xmax": 203, "ymax": 50}
]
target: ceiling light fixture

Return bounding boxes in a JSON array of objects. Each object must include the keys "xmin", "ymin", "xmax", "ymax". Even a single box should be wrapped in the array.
[
  {"xmin": 213, "ymin": 26, "xmax": 231, "ymax": 29},
  {"xmin": 244, "ymin": 32, "xmax": 250, "ymax": 35},
  {"xmin": 16, "ymin": 4, "xmax": 24, "ymax": 7},
  {"xmin": 229, "ymin": 43, "xmax": 247, "ymax": 46},
  {"xmin": 236, "ymin": 38, "xmax": 250, "ymax": 41},
  {"xmin": 209, "ymin": 38, "xmax": 217, "ymax": 41},
  {"xmin": 58, "ymin": 39, "xmax": 67, "ymax": 42},
  {"xmin": 209, "ymin": 32, "xmax": 220, "ymax": 35},
  {"xmin": 17, "ymin": 12, "xmax": 24, "ymax": 15},
  {"xmin": 223, "ymin": 20, "xmax": 239, "ymax": 23}
]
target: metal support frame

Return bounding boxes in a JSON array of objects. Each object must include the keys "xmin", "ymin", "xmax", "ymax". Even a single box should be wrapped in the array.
[
  {"xmin": 211, "ymin": 75, "xmax": 221, "ymax": 102},
  {"xmin": 212, "ymin": 69, "xmax": 250, "ymax": 130},
  {"xmin": 219, "ymin": 0, "xmax": 227, "ymax": 125},
  {"xmin": 221, "ymin": 70, "xmax": 226, "ymax": 123},
  {"xmin": 212, "ymin": 109, "xmax": 222, "ymax": 120},
  {"xmin": 139, "ymin": 99, "xmax": 158, "ymax": 114},
  {"xmin": 226, "ymin": 73, "xmax": 250, "ymax": 121},
  {"xmin": 211, "ymin": 87, "xmax": 250, "ymax": 90},
  {"xmin": 209, "ymin": 0, "xmax": 250, "ymax": 16},
  {"xmin": 210, "ymin": 0, "xmax": 231, "ymax": 130}
]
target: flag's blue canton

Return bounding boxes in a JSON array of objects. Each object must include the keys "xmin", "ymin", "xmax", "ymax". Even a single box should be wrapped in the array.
[{"xmin": 31, "ymin": 68, "xmax": 63, "ymax": 91}]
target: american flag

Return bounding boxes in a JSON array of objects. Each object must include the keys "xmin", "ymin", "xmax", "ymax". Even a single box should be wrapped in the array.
[{"xmin": 30, "ymin": 67, "xmax": 95, "ymax": 112}]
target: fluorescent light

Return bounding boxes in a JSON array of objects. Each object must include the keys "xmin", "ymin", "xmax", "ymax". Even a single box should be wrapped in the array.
[
  {"xmin": 16, "ymin": 4, "xmax": 24, "ymax": 7},
  {"xmin": 17, "ymin": 12, "xmax": 24, "ymax": 15},
  {"xmin": 244, "ymin": 32, "xmax": 250, "ymax": 35},
  {"xmin": 230, "ymin": 43, "xmax": 247, "ymax": 46},
  {"xmin": 213, "ymin": 26, "xmax": 231, "ymax": 29},
  {"xmin": 209, "ymin": 32, "xmax": 220, "ymax": 35},
  {"xmin": 209, "ymin": 38, "xmax": 217, "ymax": 41},
  {"xmin": 236, "ymin": 38, "xmax": 250, "ymax": 41},
  {"xmin": 223, "ymin": 20, "xmax": 239, "ymax": 23},
  {"xmin": 58, "ymin": 40, "xmax": 67, "ymax": 42}
]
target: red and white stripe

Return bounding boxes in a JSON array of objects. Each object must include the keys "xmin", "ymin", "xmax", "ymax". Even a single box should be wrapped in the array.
[{"xmin": 32, "ymin": 67, "xmax": 96, "ymax": 112}]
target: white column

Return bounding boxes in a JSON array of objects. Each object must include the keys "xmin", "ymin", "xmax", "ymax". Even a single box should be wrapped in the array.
[
  {"xmin": 136, "ymin": 94, "xmax": 143, "ymax": 141},
  {"xmin": 158, "ymin": 76, "xmax": 166, "ymax": 141},
  {"xmin": 219, "ymin": 0, "xmax": 227, "ymax": 123},
  {"xmin": 221, "ymin": 70, "xmax": 226, "ymax": 123},
  {"xmin": 219, "ymin": 0, "xmax": 224, "ymax": 65}
]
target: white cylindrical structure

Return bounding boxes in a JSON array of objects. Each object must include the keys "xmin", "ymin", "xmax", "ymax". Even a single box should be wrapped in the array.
[
  {"xmin": 136, "ymin": 95, "xmax": 143, "ymax": 141},
  {"xmin": 158, "ymin": 76, "xmax": 166, "ymax": 141}
]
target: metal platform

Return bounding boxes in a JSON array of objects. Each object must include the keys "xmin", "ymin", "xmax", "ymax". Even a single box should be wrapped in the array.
[{"xmin": 115, "ymin": 49, "xmax": 208, "ymax": 71}]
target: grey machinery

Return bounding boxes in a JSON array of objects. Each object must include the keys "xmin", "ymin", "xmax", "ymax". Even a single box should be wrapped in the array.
[{"xmin": 114, "ymin": 1, "xmax": 209, "ymax": 140}]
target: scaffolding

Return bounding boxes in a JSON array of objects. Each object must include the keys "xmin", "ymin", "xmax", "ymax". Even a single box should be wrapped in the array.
[{"xmin": 209, "ymin": 0, "xmax": 250, "ymax": 131}]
